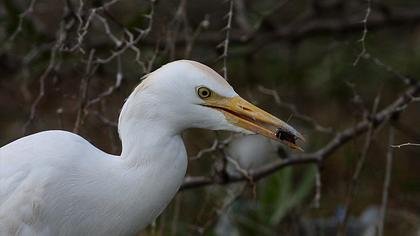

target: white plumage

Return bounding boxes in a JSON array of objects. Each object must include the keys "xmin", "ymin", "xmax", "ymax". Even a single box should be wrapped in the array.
[{"xmin": 0, "ymin": 60, "xmax": 302, "ymax": 235}]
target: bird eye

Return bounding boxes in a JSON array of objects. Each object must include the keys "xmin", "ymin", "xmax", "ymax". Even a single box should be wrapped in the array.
[{"xmin": 197, "ymin": 87, "xmax": 211, "ymax": 99}]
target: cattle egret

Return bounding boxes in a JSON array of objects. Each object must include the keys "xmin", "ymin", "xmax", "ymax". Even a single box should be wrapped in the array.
[{"xmin": 0, "ymin": 60, "xmax": 303, "ymax": 235}]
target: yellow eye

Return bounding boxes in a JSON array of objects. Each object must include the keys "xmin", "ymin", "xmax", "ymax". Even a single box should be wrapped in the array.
[{"xmin": 197, "ymin": 87, "xmax": 212, "ymax": 99}]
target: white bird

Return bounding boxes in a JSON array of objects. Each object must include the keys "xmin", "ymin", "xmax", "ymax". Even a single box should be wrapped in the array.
[{"xmin": 0, "ymin": 60, "xmax": 303, "ymax": 236}]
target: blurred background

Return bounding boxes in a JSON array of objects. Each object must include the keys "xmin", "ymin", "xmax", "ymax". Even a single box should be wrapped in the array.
[{"xmin": 1, "ymin": 0, "xmax": 420, "ymax": 235}]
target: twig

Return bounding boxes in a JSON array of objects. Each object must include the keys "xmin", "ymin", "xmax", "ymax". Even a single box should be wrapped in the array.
[
  {"xmin": 362, "ymin": 53, "xmax": 413, "ymax": 85},
  {"xmin": 225, "ymin": 154, "xmax": 252, "ymax": 181},
  {"xmin": 192, "ymin": 183, "xmax": 246, "ymax": 235},
  {"xmin": 353, "ymin": 0, "xmax": 372, "ymax": 66},
  {"xmin": 218, "ymin": 0, "xmax": 234, "ymax": 80},
  {"xmin": 182, "ymin": 82, "xmax": 420, "ymax": 190},
  {"xmin": 378, "ymin": 126, "xmax": 395, "ymax": 236},
  {"xmin": 410, "ymin": 95, "xmax": 420, "ymax": 102},
  {"xmin": 86, "ymin": 55, "xmax": 123, "ymax": 108},
  {"xmin": 184, "ymin": 15, "xmax": 210, "ymax": 59},
  {"xmin": 190, "ymin": 135, "xmax": 234, "ymax": 161},
  {"xmin": 65, "ymin": 0, "xmax": 122, "ymax": 53},
  {"xmin": 258, "ymin": 85, "xmax": 334, "ymax": 134},
  {"xmin": 73, "ymin": 49, "xmax": 97, "ymax": 133},
  {"xmin": 338, "ymin": 88, "xmax": 381, "ymax": 235},
  {"xmin": 233, "ymin": 0, "xmax": 252, "ymax": 34},
  {"xmin": 391, "ymin": 143, "xmax": 420, "ymax": 148},
  {"xmin": 312, "ymin": 164, "xmax": 322, "ymax": 208},
  {"xmin": 9, "ymin": 0, "xmax": 37, "ymax": 41},
  {"xmin": 22, "ymin": 17, "xmax": 67, "ymax": 134},
  {"xmin": 95, "ymin": 0, "xmax": 155, "ymax": 67},
  {"xmin": 170, "ymin": 194, "xmax": 182, "ymax": 236},
  {"xmin": 345, "ymin": 81, "xmax": 369, "ymax": 117}
]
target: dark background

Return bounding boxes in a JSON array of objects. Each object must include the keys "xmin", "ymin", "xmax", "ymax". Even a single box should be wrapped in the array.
[{"xmin": 1, "ymin": 0, "xmax": 420, "ymax": 235}]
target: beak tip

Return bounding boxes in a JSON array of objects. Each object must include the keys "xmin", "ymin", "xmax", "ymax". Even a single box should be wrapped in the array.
[
  {"xmin": 297, "ymin": 133, "xmax": 306, "ymax": 142},
  {"xmin": 296, "ymin": 146, "xmax": 304, "ymax": 152}
]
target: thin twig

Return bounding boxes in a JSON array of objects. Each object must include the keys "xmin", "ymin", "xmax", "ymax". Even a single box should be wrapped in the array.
[
  {"xmin": 362, "ymin": 53, "xmax": 413, "ymax": 85},
  {"xmin": 378, "ymin": 126, "xmax": 395, "ymax": 236},
  {"xmin": 22, "ymin": 16, "xmax": 67, "ymax": 134},
  {"xmin": 86, "ymin": 55, "xmax": 123, "ymax": 108},
  {"xmin": 182, "ymin": 83, "xmax": 420, "ymax": 190},
  {"xmin": 353, "ymin": 0, "xmax": 372, "ymax": 66},
  {"xmin": 218, "ymin": 0, "xmax": 234, "ymax": 80},
  {"xmin": 9, "ymin": 0, "xmax": 37, "ymax": 41},
  {"xmin": 391, "ymin": 143, "xmax": 420, "ymax": 148},
  {"xmin": 258, "ymin": 85, "xmax": 334, "ymax": 134},
  {"xmin": 312, "ymin": 164, "xmax": 322, "ymax": 208},
  {"xmin": 338, "ymin": 88, "xmax": 381, "ymax": 235},
  {"xmin": 73, "ymin": 49, "xmax": 97, "ymax": 133},
  {"xmin": 190, "ymin": 135, "xmax": 234, "ymax": 161}
]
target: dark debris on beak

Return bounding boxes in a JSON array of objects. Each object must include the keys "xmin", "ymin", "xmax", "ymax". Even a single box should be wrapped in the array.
[{"xmin": 275, "ymin": 128, "xmax": 298, "ymax": 145}]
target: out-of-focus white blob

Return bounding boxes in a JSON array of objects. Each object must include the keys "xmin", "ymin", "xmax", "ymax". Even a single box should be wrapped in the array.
[
  {"xmin": 215, "ymin": 134, "xmax": 284, "ymax": 236},
  {"xmin": 225, "ymin": 134, "xmax": 283, "ymax": 177}
]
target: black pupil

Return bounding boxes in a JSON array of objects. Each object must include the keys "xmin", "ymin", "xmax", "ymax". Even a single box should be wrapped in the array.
[{"xmin": 201, "ymin": 90, "xmax": 208, "ymax": 96}]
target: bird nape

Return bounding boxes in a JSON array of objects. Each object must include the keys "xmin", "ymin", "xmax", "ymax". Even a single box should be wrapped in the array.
[{"xmin": 0, "ymin": 60, "xmax": 303, "ymax": 236}]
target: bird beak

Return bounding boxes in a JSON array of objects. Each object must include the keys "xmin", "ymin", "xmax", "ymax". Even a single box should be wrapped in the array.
[{"xmin": 203, "ymin": 95, "xmax": 305, "ymax": 151}]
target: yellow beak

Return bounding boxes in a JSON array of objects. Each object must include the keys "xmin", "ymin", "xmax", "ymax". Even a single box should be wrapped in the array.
[{"xmin": 203, "ymin": 95, "xmax": 305, "ymax": 151}]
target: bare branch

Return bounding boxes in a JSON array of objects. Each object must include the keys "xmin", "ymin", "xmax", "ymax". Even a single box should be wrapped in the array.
[
  {"xmin": 73, "ymin": 49, "xmax": 97, "ymax": 133},
  {"xmin": 9, "ymin": 0, "xmax": 37, "ymax": 41},
  {"xmin": 190, "ymin": 135, "xmax": 234, "ymax": 161},
  {"xmin": 391, "ymin": 143, "xmax": 420, "ymax": 148},
  {"xmin": 258, "ymin": 85, "xmax": 334, "ymax": 134},
  {"xmin": 86, "ymin": 55, "xmax": 123, "ymax": 109},
  {"xmin": 338, "ymin": 88, "xmax": 380, "ymax": 235},
  {"xmin": 362, "ymin": 53, "xmax": 414, "ymax": 85},
  {"xmin": 353, "ymin": 0, "xmax": 372, "ymax": 66},
  {"xmin": 22, "ymin": 14, "xmax": 68, "ymax": 134},
  {"xmin": 182, "ymin": 83, "xmax": 420, "ymax": 190},
  {"xmin": 378, "ymin": 126, "xmax": 395, "ymax": 236},
  {"xmin": 218, "ymin": 0, "xmax": 234, "ymax": 80},
  {"xmin": 311, "ymin": 165, "xmax": 322, "ymax": 208}
]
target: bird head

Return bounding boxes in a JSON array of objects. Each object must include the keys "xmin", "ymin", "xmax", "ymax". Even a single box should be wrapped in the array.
[{"xmin": 121, "ymin": 60, "xmax": 304, "ymax": 150}]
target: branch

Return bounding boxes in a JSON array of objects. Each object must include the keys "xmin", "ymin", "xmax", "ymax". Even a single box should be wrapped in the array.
[
  {"xmin": 9, "ymin": 0, "xmax": 37, "ymax": 41},
  {"xmin": 378, "ymin": 126, "xmax": 395, "ymax": 236},
  {"xmin": 338, "ymin": 88, "xmax": 381, "ymax": 234},
  {"xmin": 218, "ymin": 0, "xmax": 234, "ymax": 80},
  {"xmin": 353, "ymin": 0, "xmax": 371, "ymax": 66},
  {"xmin": 137, "ymin": 7, "xmax": 420, "ymax": 49},
  {"xmin": 391, "ymin": 143, "xmax": 420, "ymax": 148},
  {"xmin": 181, "ymin": 82, "xmax": 420, "ymax": 190}
]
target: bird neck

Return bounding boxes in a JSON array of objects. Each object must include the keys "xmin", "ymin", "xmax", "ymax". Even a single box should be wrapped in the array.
[
  {"xmin": 109, "ymin": 95, "xmax": 188, "ymax": 232},
  {"xmin": 119, "ymin": 120, "xmax": 183, "ymax": 166},
  {"xmin": 117, "ymin": 92, "xmax": 186, "ymax": 167}
]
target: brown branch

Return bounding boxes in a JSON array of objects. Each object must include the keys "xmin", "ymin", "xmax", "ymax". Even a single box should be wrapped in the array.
[{"xmin": 181, "ymin": 82, "xmax": 420, "ymax": 190}]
